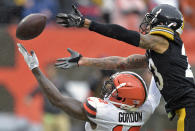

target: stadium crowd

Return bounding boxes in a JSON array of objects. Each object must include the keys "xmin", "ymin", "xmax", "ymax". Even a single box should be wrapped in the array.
[{"xmin": 0, "ymin": 0, "xmax": 195, "ymax": 28}]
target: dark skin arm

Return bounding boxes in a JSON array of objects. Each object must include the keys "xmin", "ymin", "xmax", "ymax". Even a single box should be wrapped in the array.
[
  {"xmin": 31, "ymin": 67, "xmax": 89, "ymax": 121},
  {"xmin": 84, "ymin": 19, "xmax": 169, "ymax": 54},
  {"xmin": 78, "ymin": 54, "xmax": 147, "ymax": 70}
]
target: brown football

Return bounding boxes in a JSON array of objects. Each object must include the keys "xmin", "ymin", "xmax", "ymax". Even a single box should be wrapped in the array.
[{"xmin": 16, "ymin": 13, "xmax": 47, "ymax": 40}]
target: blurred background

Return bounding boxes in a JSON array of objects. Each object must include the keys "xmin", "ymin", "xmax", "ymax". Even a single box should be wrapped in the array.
[{"xmin": 0, "ymin": 0, "xmax": 195, "ymax": 131}]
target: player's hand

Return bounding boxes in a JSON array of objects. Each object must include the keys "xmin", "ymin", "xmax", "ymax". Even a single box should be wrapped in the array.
[
  {"xmin": 56, "ymin": 5, "xmax": 85, "ymax": 27},
  {"xmin": 17, "ymin": 43, "xmax": 39, "ymax": 70},
  {"xmin": 55, "ymin": 48, "xmax": 82, "ymax": 69}
]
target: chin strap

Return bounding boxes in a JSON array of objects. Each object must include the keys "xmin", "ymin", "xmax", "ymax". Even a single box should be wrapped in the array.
[{"xmin": 109, "ymin": 101, "xmax": 138, "ymax": 111}]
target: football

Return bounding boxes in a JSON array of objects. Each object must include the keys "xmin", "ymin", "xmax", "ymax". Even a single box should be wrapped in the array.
[{"xmin": 16, "ymin": 13, "xmax": 47, "ymax": 40}]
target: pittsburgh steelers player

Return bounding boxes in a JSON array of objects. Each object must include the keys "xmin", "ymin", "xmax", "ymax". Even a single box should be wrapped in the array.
[
  {"xmin": 17, "ymin": 43, "xmax": 160, "ymax": 131},
  {"xmin": 55, "ymin": 4, "xmax": 195, "ymax": 131}
]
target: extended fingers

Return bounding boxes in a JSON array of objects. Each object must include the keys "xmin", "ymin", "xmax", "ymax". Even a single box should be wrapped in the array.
[
  {"xmin": 31, "ymin": 50, "xmax": 38, "ymax": 60},
  {"xmin": 56, "ymin": 14, "xmax": 71, "ymax": 27},
  {"xmin": 55, "ymin": 63, "xmax": 70, "ymax": 69},
  {"xmin": 55, "ymin": 61, "xmax": 67, "ymax": 66},
  {"xmin": 56, "ymin": 58, "xmax": 69, "ymax": 61},
  {"xmin": 17, "ymin": 43, "xmax": 30, "ymax": 56},
  {"xmin": 56, "ymin": 13, "xmax": 69, "ymax": 19},
  {"xmin": 67, "ymin": 48, "xmax": 78, "ymax": 56},
  {"xmin": 56, "ymin": 48, "xmax": 76, "ymax": 61},
  {"xmin": 56, "ymin": 22, "xmax": 70, "ymax": 27},
  {"xmin": 72, "ymin": 5, "xmax": 82, "ymax": 17}
]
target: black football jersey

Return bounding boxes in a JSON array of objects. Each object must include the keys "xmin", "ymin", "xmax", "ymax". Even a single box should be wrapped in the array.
[{"xmin": 146, "ymin": 25, "xmax": 195, "ymax": 111}]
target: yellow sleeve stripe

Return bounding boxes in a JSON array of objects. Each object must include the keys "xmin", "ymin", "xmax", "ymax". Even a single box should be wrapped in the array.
[
  {"xmin": 149, "ymin": 28, "xmax": 174, "ymax": 40},
  {"xmin": 150, "ymin": 28, "xmax": 174, "ymax": 35},
  {"xmin": 152, "ymin": 26, "xmax": 174, "ymax": 33}
]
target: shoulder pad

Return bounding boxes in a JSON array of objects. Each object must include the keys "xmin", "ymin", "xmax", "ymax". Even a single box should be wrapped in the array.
[
  {"xmin": 83, "ymin": 97, "xmax": 98, "ymax": 118},
  {"xmin": 149, "ymin": 25, "xmax": 174, "ymax": 40}
]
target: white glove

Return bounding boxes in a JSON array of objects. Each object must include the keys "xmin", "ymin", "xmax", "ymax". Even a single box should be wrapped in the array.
[{"xmin": 17, "ymin": 43, "xmax": 39, "ymax": 70}]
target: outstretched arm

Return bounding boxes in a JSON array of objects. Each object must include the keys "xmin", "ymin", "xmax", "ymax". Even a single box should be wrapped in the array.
[
  {"xmin": 79, "ymin": 55, "xmax": 147, "ymax": 70},
  {"xmin": 56, "ymin": 6, "xmax": 169, "ymax": 54},
  {"xmin": 32, "ymin": 68, "xmax": 88, "ymax": 121},
  {"xmin": 84, "ymin": 20, "xmax": 169, "ymax": 54},
  {"xmin": 55, "ymin": 49, "xmax": 147, "ymax": 70},
  {"xmin": 17, "ymin": 44, "xmax": 88, "ymax": 121}
]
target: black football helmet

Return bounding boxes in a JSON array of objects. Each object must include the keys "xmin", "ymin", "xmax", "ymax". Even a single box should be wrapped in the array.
[{"xmin": 139, "ymin": 4, "xmax": 184, "ymax": 35}]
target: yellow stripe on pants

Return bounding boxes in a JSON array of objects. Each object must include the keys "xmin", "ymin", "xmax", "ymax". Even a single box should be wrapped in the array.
[{"xmin": 176, "ymin": 108, "xmax": 186, "ymax": 131}]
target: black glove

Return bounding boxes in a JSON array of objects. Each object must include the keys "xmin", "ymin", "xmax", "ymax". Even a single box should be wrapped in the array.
[
  {"xmin": 56, "ymin": 5, "xmax": 85, "ymax": 27},
  {"xmin": 55, "ymin": 48, "xmax": 82, "ymax": 69}
]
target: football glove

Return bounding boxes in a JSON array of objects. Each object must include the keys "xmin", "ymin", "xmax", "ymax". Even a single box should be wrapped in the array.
[
  {"xmin": 56, "ymin": 5, "xmax": 85, "ymax": 27},
  {"xmin": 17, "ymin": 43, "xmax": 39, "ymax": 70},
  {"xmin": 55, "ymin": 48, "xmax": 82, "ymax": 69}
]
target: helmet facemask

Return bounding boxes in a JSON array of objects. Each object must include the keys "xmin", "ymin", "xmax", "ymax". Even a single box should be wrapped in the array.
[
  {"xmin": 139, "ymin": 9, "xmax": 163, "ymax": 34},
  {"xmin": 101, "ymin": 79, "xmax": 120, "ymax": 99},
  {"xmin": 102, "ymin": 79, "xmax": 138, "ymax": 111},
  {"xmin": 139, "ymin": 13, "xmax": 156, "ymax": 34}
]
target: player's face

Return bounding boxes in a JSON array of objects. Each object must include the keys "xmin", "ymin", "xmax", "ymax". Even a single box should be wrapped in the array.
[
  {"xmin": 140, "ymin": 13, "xmax": 154, "ymax": 34},
  {"xmin": 101, "ymin": 80, "xmax": 115, "ymax": 98}
]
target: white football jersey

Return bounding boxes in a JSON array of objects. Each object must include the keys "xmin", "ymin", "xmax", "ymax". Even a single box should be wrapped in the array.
[{"xmin": 83, "ymin": 77, "xmax": 161, "ymax": 131}]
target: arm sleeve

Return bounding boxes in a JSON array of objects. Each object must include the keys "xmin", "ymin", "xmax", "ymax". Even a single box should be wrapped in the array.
[{"xmin": 89, "ymin": 21, "xmax": 140, "ymax": 47}]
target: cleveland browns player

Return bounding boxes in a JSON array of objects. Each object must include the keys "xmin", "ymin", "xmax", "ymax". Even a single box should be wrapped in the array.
[
  {"xmin": 17, "ymin": 43, "xmax": 161, "ymax": 131},
  {"xmin": 56, "ymin": 4, "xmax": 195, "ymax": 131}
]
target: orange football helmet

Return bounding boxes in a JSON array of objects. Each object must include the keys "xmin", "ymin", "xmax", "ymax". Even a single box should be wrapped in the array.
[{"xmin": 101, "ymin": 71, "xmax": 147, "ymax": 110}]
